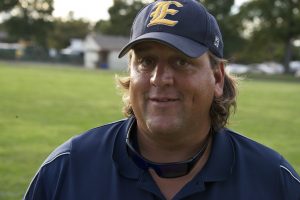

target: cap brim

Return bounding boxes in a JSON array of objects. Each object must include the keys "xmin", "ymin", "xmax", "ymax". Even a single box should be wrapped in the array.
[{"xmin": 118, "ymin": 32, "xmax": 208, "ymax": 58}]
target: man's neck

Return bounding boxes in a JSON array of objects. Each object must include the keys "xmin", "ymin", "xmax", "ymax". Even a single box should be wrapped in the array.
[
  {"xmin": 136, "ymin": 126, "xmax": 211, "ymax": 163},
  {"xmin": 149, "ymin": 136, "xmax": 213, "ymax": 200}
]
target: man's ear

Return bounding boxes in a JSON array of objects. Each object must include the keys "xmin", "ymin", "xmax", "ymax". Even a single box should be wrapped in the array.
[{"xmin": 213, "ymin": 62, "xmax": 225, "ymax": 97}]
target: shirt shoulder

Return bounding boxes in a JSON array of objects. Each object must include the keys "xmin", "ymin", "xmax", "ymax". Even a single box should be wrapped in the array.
[
  {"xmin": 23, "ymin": 118, "xmax": 129, "ymax": 200},
  {"xmin": 224, "ymin": 129, "xmax": 300, "ymax": 198},
  {"xmin": 42, "ymin": 118, "xmax": 127, "ymax": 165},
  {"xmin": 279, "ymin": 157, "xmax": 300, "ymax": 199},
  {"xmin": 225, "ymin": 129, "xmax": 282, "ymax": 164}
]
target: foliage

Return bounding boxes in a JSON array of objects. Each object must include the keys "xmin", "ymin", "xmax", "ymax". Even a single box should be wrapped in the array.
[
  {"xmin": 2, "ymin": 0, "xmax": 54, "ymax": 48},
  {"xmin": 200, "ymin": 0, "xmax": 234, "ymax": 19},
  {"xmin": 48, "ymin": 15, "xmax": 91, "ymax": 49},
  {"xmin": 1, "ymin": 0, "xmax": 300, "ymax": 66},
  {"xmin": 196, "ymin": 0, "xmax": 247, "ymax": 60},
  {"xmin": 236, "ymin": 31, "xmax": 285, "ymax": 64},
  {"xmin": 239, "ymin": 0, "xmax": 300, "ymax": 72},
  {"xmin": 0, "ymin": 0, "xmax": 18, "ymax": 12},
  {"xmin": 1, "ymin": 1, "xmax": 89, "ymax": 49},
  {"xmin": 0, "ymin": 62, "xmax": 299, "ymax": 200},
  {"xmin": 94, "ymin": 1, "xmax": 147, "ymax": 36},
  {"xmin": 3, "ymin": 16, "xmax": 53, "ymax": 47}
]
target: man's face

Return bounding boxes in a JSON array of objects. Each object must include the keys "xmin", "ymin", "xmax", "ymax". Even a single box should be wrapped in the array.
[{"xmin": 129, "ymin": 41, "xmax": 224, "ymax": 140}]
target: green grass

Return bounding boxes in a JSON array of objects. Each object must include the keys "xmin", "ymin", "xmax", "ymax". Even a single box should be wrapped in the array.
[
  {"xmin": 230, "ymin": 75, "xmax": 300, "ymax": 173},
  {"xmin": 0, "ymin": 61, "xmax": 124, "ymax": 200},
  {"xmin": 0, "ymin": 61, "xmax": 299, "ymax": 199}
]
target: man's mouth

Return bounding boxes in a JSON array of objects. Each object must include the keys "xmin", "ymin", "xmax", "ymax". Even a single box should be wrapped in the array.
[{"xmin": 150, "ymin": 97, "xmax": 179, "ymax": 102}]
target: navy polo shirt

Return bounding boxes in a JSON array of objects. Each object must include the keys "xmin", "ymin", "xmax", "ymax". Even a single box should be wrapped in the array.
[{"xmin": 24, "ymin": 117, "xmax": 300, "ymax": 200}]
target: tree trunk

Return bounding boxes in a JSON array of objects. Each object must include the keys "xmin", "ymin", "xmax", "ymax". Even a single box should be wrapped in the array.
[{"xmin": 283, "ymin": 38, "xmax": 293, "ymax": 74}]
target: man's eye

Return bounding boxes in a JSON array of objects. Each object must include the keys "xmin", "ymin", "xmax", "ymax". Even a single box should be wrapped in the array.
[
  {"xmin": 138, "ymin": 57, "xmax": 155, "ymax": 68},
  {"xmin": 174, "ymin": 58, "xmax": 188, "ymax": 67}
]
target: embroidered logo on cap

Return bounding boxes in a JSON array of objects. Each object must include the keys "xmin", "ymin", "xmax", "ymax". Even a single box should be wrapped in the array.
[
  {"xmin": 147, "ymin": 1, "xmax": 183, "ymax": 27},
  {"xmin": 214, "ymin": 36, "xmax": 220, "ymax": 48}
]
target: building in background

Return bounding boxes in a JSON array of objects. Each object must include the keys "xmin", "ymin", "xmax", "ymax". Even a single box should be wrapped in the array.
[
  {"xmin": 61, "ymin": 38, "xmax": 84, "ymax": 56},
  {"xmin": 84, "ymin": 33, "xmax": 128, "ymax": 70}
]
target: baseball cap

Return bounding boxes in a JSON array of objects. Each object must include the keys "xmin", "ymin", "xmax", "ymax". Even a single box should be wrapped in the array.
[{"xmin": 118, "ymin": 0, "xmax": 223, "ymax": 59}]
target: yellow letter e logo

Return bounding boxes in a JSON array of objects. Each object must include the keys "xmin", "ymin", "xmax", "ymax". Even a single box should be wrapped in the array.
[{"xmin": 147, "ymin": 1, "xmax": 183, "ymax": 27}]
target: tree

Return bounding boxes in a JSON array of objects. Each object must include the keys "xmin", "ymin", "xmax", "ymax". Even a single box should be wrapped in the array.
[
  {"xmin": 0, "ymin": 0, "xmax": 19, "ymax": 12},
  {"xmin": 2, "ymin": 0, "xmax": 54, "ymax": 48},
  {"xmin": 94, "ymin": 1, "xmax": 147, "ymax": 36},
  {"xmin": 200, "ymin": 0, "xmax": 234, "ymax": 19},
  {"xmin": 239, "ymin": 0, "xmax": 300, "ymax": 73},
  {"xmin": 199, "ymin": 0, "xmax": 247, "ymax": 60},
  {"xmin": 47, "ymin": 14, "xmax": 91, "ymax": 49}
]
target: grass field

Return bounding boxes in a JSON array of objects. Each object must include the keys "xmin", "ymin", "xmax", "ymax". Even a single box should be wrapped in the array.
[{"xmin": 0, "ymin": 61, "xmax": 299, "ymax": 200}]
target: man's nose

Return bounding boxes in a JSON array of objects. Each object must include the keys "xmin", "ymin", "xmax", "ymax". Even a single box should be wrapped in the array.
[{"xmin": 150, "ymin": 63, "xmax": 174, "ymax": 87}]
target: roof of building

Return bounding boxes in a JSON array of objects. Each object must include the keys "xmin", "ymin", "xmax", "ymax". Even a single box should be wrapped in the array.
[{"xmin": 90, "ymin": 33, "xmax": 129, "ymax": 51}]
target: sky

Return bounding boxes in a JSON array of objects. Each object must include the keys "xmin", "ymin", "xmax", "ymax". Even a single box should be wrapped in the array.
[
  {"xmin": 53, "ymin": 0, "xmax": 248, "ymax": 23},
  {"xmin": 53, "ymin": 0, "xmax": 113, "ymax": 22}
]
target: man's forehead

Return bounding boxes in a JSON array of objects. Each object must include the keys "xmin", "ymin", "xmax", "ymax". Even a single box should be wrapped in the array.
[
  {"xmin": 132, "ymin": 41, "xmax": 188, "ymax": 56},
  {"xmin": 130, "ymin": 41, "xmax": 211, "ymax": 64}
]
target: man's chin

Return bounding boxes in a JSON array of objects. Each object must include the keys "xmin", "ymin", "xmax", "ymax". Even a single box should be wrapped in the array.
[{"xmin": 145, "ymin": 117, "xmax": 183, "ymax": 134}]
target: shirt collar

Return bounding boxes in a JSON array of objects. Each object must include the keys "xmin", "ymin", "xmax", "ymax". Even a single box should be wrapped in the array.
[
  {"xmin": 200, "ymin": 128, "xmax": 235, "ymax": 182},
  {"xmin": 113, "ymin": 116, "xmax": 142, "ymax": 179},
  {"xmin": 113, "ymin": 118, "xmax": 235, "ymax": 182}
]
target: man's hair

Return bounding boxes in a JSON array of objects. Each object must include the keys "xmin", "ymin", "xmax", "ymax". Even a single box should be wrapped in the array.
[{"xmin": 116, "ymin": 52, "xmax": 237, "ymax": 132}]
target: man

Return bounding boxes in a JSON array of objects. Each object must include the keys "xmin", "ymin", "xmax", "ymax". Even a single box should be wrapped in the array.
[{"xmin": 24, "ymin": 0, "xmax": 300, "ymax": 199}]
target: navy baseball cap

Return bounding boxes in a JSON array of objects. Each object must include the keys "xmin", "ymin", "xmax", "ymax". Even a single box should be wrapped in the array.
[{"xmin": 118, "ymin": 0, "xmax": 223, "ymax": 59}]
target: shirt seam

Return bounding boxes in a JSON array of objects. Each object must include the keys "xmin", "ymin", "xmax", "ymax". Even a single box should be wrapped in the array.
[
  {"xmin": 23, "ymin": 152, "xmax": 70, "ymax": 200},
  {"xmin": 280, "ymin": 165, "xmax": 300, "ymax": 184}
]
